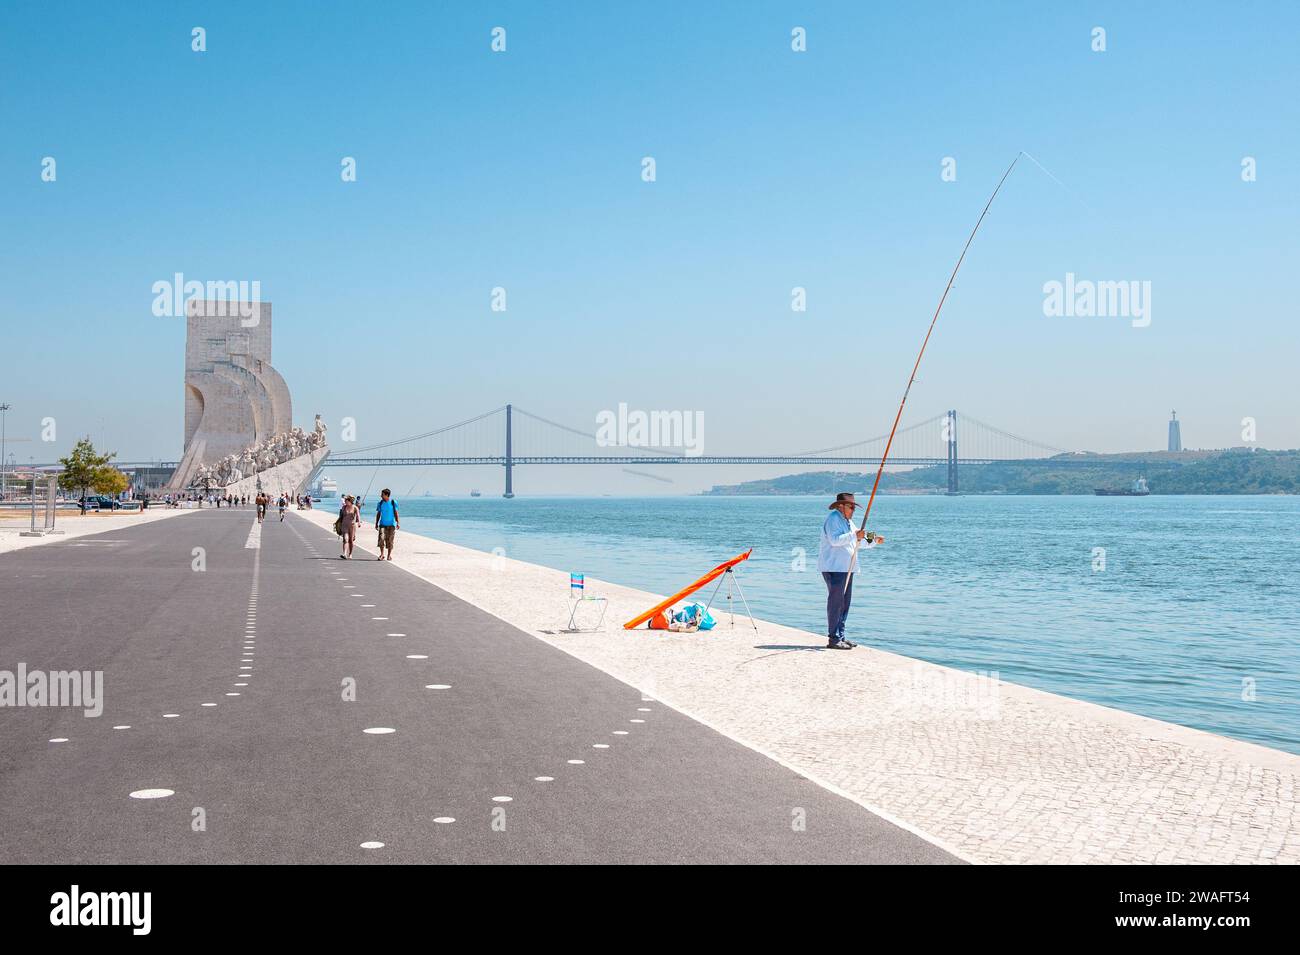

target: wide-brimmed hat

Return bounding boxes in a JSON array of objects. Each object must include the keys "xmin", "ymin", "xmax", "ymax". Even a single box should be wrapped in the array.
[{"xmin": 828, "ymin": 492, "xmax": 860, "ymax": 510}]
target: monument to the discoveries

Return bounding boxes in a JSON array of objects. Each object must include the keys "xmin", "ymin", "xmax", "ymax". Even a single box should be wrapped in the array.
[{"xmin": 168, "ymin": 300, "xmax": 326, "ymax": 494}]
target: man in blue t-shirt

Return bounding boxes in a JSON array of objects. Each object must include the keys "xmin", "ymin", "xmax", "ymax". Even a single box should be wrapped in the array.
[{"xmin": 374, "ymin": 488, "xmax": 400, "ymax": 561}]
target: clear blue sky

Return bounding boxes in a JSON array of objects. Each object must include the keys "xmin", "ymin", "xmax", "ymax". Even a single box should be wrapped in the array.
[{"xmin": 2, "ymin": 1, "xmax": 1296, "ymax": 494}]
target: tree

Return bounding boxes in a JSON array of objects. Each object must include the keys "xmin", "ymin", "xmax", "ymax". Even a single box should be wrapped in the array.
[
  {"xmin": 58, "ymin": 437, "xmax": 117, "ymax": 513},
  {"xmin": 92, "ymin": 465, "xmax": 129, "ymax": 497}
]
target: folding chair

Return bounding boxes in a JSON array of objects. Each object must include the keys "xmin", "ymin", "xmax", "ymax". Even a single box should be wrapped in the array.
[{"xmin": 563, "ymin": 572, "xmax": 608, "ymax": 632}]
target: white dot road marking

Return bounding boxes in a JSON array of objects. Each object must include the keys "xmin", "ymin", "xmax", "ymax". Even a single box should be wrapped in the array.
[
  {"xmin": 113, "ymin": 725, "xmax": 130, "ymax": 730},
  {"xmin": 349, "ymin": 594, "xmax": 365, "ymax": 597},
  {"xmin": 361, "ymin": 604, "xmax": 376, "ymax": 607},
  {"xmin": 201, "ymin": 703, "xmax": 217, "ymax": 707},
  {"xmin": 492, "ymin": 796, "xmax": 512, "ymax": 802},
  {"xmin": 371, "ymin": 617, "xmax": 388, "ymax": 620},
  {"xmin": 163, "ymin": 713, "xmax": 180, "ymax": 718},
  {"xmin": 406, "ymin": 655, "xmax": 428, "ymax": 660},
  {"xmin": 363, "ymin": 727, "xmax": 396, "ymax": 735},
  {"xmin": 592, "ymin": 744, "xmax": 609, "ymax": 749},
  {"xmin": 49, "ymin": 737, "xmax": 68, "ymax": 743},
  {"xmin": 234, "ymin": 682, "xmax": 248, "ymax": 686},
  {"xmin": 637, "ymin": 707, "xmax": 652, "ymax": 712},
  {"xmin": 613, "ymin": 731, "xmax": 629, "ymax": 735},
  {"xmin": 360, "ymin": 841, "xmax": 385, "ymax": 849},
  {"xmin": 433, "ymin": 817, "xmax": 455, "ymax": 824},
  {"xmin": 534, "ymin": 776, "xmax": 553, "ymax": 782},
  {"xmin": 387, "ymin": 633, "xmax": 406, "ymax": 637},
  {"xmin": 130, "ymin": 789, "xmax": 175, "ymax": 799},
  {"xmin": 630, "ymin": 719, "xmax": 645, "ymax": 723},
  {"xmin": 567, "ymin": 759, "xmax": 585, "ymax": 765},
  {"xmin": 226, "ymin": 692, "xmax": 240, "ymax": 697},
  {"xmin": 425, "ymin": 684, "xmax": 451, "ymax": 690}
]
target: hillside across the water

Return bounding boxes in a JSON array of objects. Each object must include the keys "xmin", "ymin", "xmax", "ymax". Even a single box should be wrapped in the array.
[{"xmin": 701, "ymin": 448, "xmax": 1300, "ymax": 496}]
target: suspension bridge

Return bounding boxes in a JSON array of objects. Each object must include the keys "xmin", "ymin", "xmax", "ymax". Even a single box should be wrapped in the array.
[{"xmin": 319, "ymin": 404, "xmax": 1130, "ymax": 497}]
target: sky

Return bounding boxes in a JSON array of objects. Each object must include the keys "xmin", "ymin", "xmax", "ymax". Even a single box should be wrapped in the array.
[{"xmin": 2, "ymin": 1, "xmax": 1297, "ymax": 495}]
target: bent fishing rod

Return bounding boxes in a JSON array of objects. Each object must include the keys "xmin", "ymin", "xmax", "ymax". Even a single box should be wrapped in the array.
[{"xmin": 844, "ymin": 153, "xmax": 1021, "ymax": 591}]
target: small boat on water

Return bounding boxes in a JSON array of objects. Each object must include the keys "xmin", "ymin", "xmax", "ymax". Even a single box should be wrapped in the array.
[
  {"xmin": 1095, "ymin": 476, "xmax": 1150, "ymax": 497},
  {"xmin": 469, "ymin": 489, "xmax": 481, "ymax": 498}
]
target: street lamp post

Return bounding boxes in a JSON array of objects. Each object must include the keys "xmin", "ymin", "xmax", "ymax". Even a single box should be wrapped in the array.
[{"xmin": 0, "ymin": 403, "xmax": 11, "ymax": 502}]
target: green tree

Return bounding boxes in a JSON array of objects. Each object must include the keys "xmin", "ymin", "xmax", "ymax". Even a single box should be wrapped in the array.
[
  {"xmin": 92, "ymin": 465, "xmax": 129, "ymax": 498},
  {"xmin": 58, "ymin": 437, "xmax": 117, "ymax": 512}
]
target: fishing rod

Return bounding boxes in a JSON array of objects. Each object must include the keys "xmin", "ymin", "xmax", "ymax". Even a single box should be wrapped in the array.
[
  {"xmin": 359, "ymin": 467, "xmax": 380, "ymax": 506},
  {"xmin": 844, "ymin": 153, "xmax": 1021, "ymax": 591}
]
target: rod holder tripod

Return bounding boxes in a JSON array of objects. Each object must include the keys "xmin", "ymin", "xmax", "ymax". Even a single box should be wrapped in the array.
[{"xmin": 700, "ymin": 567, "xmax": 758, "ymax": 632}]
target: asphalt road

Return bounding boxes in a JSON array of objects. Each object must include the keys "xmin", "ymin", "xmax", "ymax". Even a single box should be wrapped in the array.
[{"xmin": 0, "ymin": 508, "xmax": 958, "ymax": 864}]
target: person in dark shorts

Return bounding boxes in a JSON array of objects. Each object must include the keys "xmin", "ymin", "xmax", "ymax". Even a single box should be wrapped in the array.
[{"xmin": 374, "ymin": 488, "xmax": 399, "ymax": 561}]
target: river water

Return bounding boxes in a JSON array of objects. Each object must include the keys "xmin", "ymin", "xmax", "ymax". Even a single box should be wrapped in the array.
[{"xmin": 375, "ymin": 494, "xmax": 1299, "ymax": 754}]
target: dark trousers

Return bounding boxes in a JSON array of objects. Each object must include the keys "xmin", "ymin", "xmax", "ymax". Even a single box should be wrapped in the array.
[{"xmin": 822, "ymin": 571, "xmax": 854, "ymax": 640}]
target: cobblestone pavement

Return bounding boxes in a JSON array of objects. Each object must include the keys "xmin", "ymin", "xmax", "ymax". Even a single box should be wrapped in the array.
[{"xmin": 297, "ymin": 510, "xmax": 1300, "ymax": 865}]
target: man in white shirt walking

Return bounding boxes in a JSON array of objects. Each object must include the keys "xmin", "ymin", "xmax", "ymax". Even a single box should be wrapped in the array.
[{"xmin": 818, "ymin": 492, "xmax": 883, "ymax": 649}]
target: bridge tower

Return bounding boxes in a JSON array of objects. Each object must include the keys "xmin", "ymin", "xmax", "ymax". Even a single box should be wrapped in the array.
[
  {"xmin": 503, "ymin": 404, "xmax": 515, "ymax": 498},
  {"xmin": 946, "ymin": 409, "xmax": 958, "ymax": 494}
]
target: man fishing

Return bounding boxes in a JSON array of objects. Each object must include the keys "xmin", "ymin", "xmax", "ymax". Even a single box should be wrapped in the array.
[
  {"xmin": 812, "ymin": 159, "xmax": 1019, "ymax": 649},
  {"xmin": 818, "ymin": 492, "xmax": 883, "ymax": 649}
]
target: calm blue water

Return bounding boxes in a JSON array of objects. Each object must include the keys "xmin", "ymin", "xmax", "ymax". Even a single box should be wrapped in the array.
[{"xmin": 385, "ymin": 494, "xmax": 1300, "ymax": 754}]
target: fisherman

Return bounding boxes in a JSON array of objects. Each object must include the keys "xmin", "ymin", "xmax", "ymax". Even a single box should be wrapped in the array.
[{"xmin": 818, "ymin": 492, "xmax": 883, "ymax": 649}]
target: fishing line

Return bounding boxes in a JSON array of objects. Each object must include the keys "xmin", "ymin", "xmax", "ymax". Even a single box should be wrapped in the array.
[{"xmin": 1020, "ymin": 150, "xmax": 1093, "ymax": 213}]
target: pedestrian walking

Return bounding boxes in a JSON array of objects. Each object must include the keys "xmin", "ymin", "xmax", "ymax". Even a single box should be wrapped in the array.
[
  {"xmin": 374, "ymin": 488, "xmax": 399, "ymax": 561},
  {"xmin": 337, "ymin": 494, "xmax": 361, "ymax": 559}
]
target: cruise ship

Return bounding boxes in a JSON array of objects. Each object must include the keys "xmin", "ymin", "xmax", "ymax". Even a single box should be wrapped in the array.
[{"xmin": 309, "ymin": 474, "xmax": 339, "ymax": 499}]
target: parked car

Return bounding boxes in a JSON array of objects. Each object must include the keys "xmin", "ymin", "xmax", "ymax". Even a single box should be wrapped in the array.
[{"xmin": 84, "ymin": 495, "xmax": 122, "ymax": 511}]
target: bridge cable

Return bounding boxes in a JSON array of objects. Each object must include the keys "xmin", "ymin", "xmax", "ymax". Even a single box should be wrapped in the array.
[{"xmin": 330, "ymin": 406, "xmax": 507, "ymax": 457}]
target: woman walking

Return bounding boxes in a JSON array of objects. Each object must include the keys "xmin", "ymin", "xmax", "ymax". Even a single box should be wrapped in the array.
[{"xmin": 337, "ymin": 494, "xmax": 361, "ymax": 559}]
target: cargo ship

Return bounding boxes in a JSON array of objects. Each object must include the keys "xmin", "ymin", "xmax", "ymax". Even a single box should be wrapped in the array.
[{"xmin": 1095, "ymin": 476, "xmax": 1150, "ymax": 496}]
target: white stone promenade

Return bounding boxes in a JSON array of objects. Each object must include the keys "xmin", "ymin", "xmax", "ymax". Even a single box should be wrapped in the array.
[{"xmin": 296, "ymin": 509, "xmax": 1300, "ymax": 865}]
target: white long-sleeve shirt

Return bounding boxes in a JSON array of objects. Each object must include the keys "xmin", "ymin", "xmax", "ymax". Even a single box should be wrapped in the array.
[{"xmin": 817, "ymin": 509, "xmax": 877, "ymax": 572}]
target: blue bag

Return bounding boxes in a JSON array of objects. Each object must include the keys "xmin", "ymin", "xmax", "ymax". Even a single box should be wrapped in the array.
[{"xmin": 673, "ymin": 603, "xmax": 716, "ymax": 630}]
